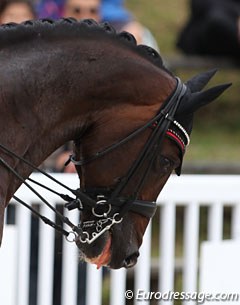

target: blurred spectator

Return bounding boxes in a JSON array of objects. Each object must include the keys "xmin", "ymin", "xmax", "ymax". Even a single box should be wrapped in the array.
[
  {"xmin": 42, "ymin": 143, "xmax": 76, "ymax": 173},
  {"xmin": 0, "ymin": 0, "xmax": 36, "ymax": 24},
  {"xmin": 102, "ymin": 0, "xmax": 159, "ymax": 50},
  {"xmin": 37, "ymin": 0, "xmax": 159, "ymax": 49},
  {"xmin": 55, "ymin": 149, "xmax": 76, "ymax": 173},
  {"xmin": 177, "ymin": 0, "xmax": 240, "ymax": 59},
  {"xmin": 101, "ymin": 0, "xmax": 131, "ymax": 31},
  {"xmin": 62, "ymin": 0, "xmax": 101, "ymax": 22},
  {"xmin": 36, "ymin": 0, "xmax": 100, "ymax": 20}
]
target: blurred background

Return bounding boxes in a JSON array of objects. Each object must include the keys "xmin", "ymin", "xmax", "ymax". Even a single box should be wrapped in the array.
[
  {"xmin": 125, "ymin": 0, "xmax": 240, "ymax": 172},
  {"xmin": 1, "ymin": 0, "xmax": 239, "ymax": 171}
]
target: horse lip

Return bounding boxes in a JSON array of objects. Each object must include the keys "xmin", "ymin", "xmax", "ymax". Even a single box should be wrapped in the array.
[{"xmin": 87, "ymin": 235, "xmax": 112, "ymax": 269}]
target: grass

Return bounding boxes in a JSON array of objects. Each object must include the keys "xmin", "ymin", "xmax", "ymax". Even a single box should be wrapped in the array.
[
  {"xmin": 186, "ymin": 128, "xmax": 240, "ymax": 161},
  {"xmin": 126, "ymin": 0, "xmax": 240, "ymax": 162}
]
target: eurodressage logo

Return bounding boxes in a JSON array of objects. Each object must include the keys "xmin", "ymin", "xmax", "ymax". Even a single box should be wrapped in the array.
[{"xmin": 124, "ymin": 289, "xmax": 240, "ymax": 303}]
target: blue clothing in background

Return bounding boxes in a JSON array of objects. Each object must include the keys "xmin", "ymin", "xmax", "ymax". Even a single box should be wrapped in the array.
[
  {"xmin": 36, "ymin": 0, "xmax": 63, "ymax": 19},
  {"xmin": 101, "ymin": 0, "xmax": 132, "ymax": 23}
]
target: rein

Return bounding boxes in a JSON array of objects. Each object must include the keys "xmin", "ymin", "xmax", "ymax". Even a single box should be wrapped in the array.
[{"xmin": 0, "ymin": 77, "xmax": 189, "ymax": 245}]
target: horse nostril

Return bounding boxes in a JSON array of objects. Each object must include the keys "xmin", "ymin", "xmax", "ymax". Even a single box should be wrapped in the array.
[{"xmin": 123, "ymin": 251, "xmax": 139, "ymax": 268}]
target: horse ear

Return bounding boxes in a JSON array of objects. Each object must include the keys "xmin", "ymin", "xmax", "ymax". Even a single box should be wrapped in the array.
[
  {"xmin": 186, "ymin": 69, "xmax": 218, "ymax": 93},
  {"xmin": 177, "ymin": 83, "xmax": 231, "ymax": 115}
]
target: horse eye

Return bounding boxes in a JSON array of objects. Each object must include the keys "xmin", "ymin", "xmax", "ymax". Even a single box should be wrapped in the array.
[
  {"xmin": 162, "ymin": 157, "xmax": 171, "ymax": 168},
  {"xmin": 155, "ymin": 156, "xmax": 172, "ymax": 173}
]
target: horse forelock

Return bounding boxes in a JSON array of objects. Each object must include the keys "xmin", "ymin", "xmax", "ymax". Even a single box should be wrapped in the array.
[{"xmin": 0, "ymin": 18, "xmax": 169, "ymax": 73}]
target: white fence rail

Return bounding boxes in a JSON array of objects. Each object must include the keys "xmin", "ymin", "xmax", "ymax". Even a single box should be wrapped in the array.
[{"xmin": 0, "ymin": 174, "xmax": 240, "ymax": 305}]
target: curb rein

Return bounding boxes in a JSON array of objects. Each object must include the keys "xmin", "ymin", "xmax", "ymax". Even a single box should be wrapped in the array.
[{"xmin": 0, "ymin": 78, "xmax": 189, "ymax": 245}]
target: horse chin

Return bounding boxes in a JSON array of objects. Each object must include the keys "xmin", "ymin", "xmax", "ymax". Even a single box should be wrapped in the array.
[
  {"xmin": 76, "ymin": 232, "xmax": 140, "ymax": 269},
  {"xmin": 75, "ymin": 212, "xmax": 145, "ymax": 269},
  {"xmin": 76, "ymin": 231, "xmax": 112, "ymax": 268},
  {"xmin": 86, "ymin": 235, "xmax": 112, "ymax": 269}
]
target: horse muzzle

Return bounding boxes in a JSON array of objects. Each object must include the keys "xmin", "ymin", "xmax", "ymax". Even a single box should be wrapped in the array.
[{"xmin": 75, "ymin": 217, "xmax": 141, "ymax": 269}]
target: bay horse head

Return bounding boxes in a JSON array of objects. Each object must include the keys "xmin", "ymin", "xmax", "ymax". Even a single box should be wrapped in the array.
[
  {"xmin": 0, "ymin": 19, "xmax": 230, "ymax": 269},
  {"xmin": 70, "ymin": 69, "xmax": 230, "ymax": 269}
]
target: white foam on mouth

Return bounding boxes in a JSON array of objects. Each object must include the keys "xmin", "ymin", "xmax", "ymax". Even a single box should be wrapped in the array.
[{"xmin": 85, "ymin": 236, "xmax": 112, "ymax": 269}]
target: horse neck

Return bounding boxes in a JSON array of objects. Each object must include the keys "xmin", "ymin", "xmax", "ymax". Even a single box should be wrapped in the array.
[{"xmin": 0, "ymin": 38, "xmax": 175, "ymax": 202}]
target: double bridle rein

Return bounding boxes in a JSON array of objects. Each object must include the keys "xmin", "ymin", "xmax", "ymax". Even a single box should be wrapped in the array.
[{"xmin": 0, "ymin": 78, "xmax": 189, "ymax": 245}]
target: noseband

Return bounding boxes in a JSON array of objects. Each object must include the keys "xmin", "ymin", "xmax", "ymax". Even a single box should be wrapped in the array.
[{"xmin": 0, "ymin": 78, "xmax": 190, "ymax": 245}]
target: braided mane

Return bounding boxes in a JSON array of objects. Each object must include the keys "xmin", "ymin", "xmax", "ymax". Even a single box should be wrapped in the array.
[{"xmin": 0, "ymin": 18, "xmax": 167, "ymax": 71}]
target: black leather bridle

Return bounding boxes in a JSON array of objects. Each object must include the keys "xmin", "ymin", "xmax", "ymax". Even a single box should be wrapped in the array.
[{"xmin": 0, "ymin": 77, "xmax": 190, "ymax": 244}]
